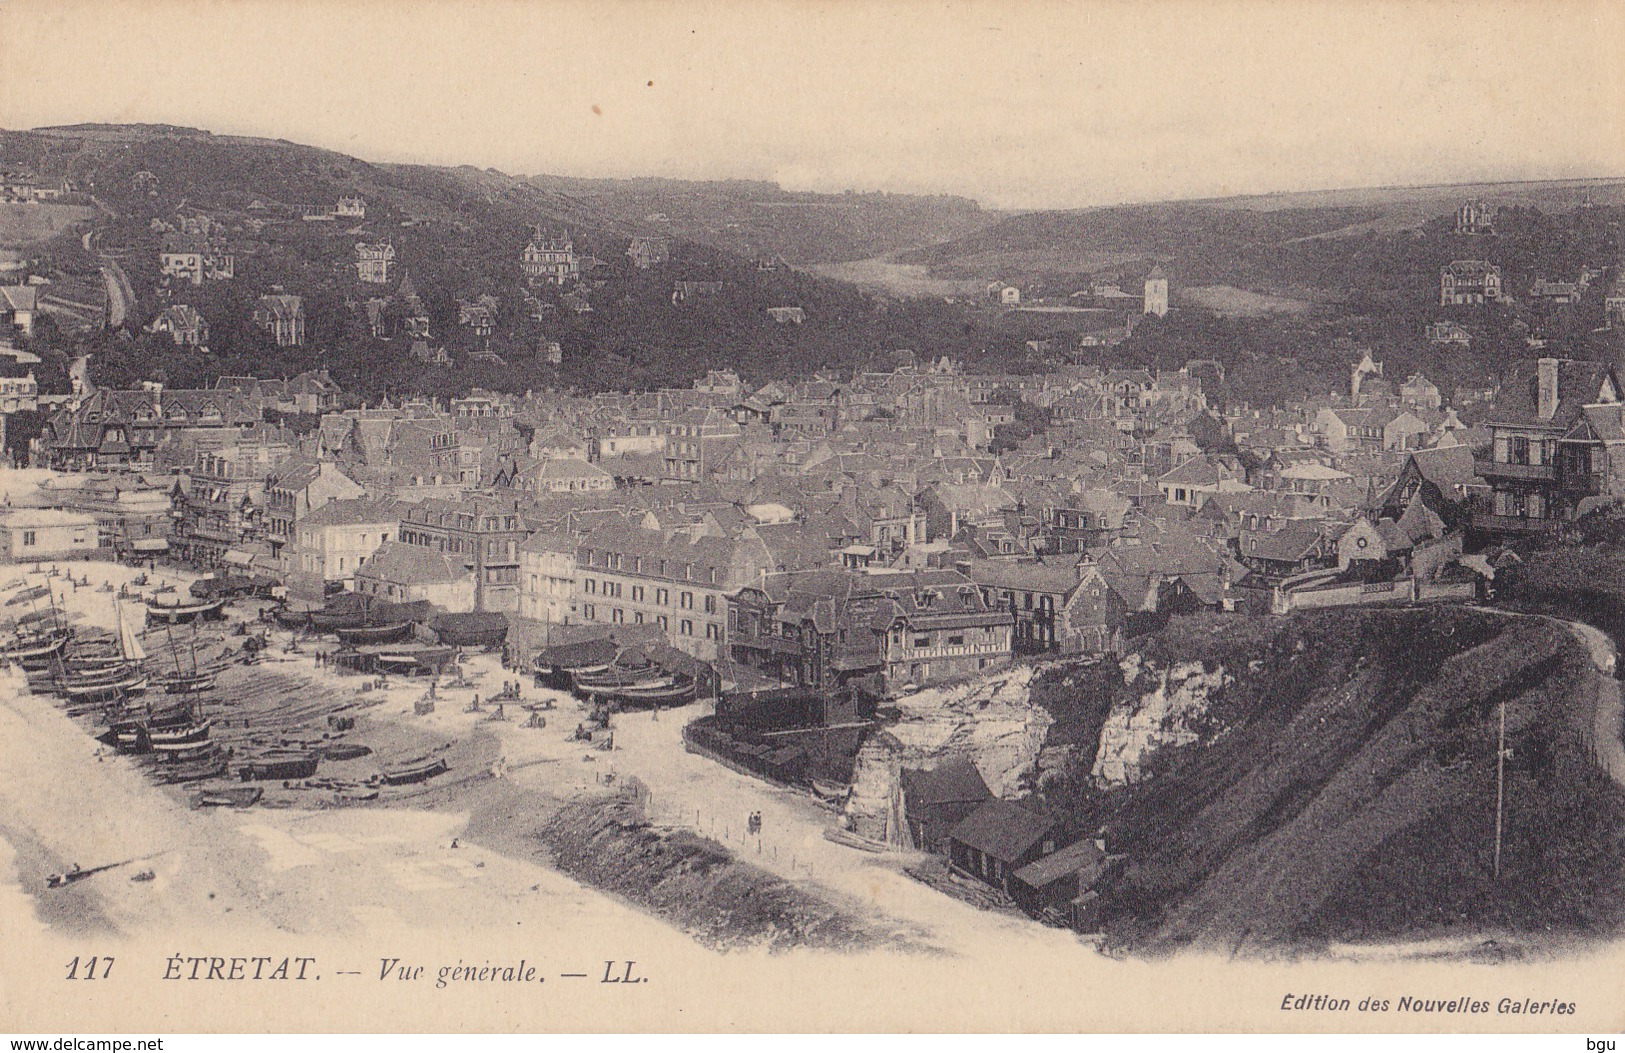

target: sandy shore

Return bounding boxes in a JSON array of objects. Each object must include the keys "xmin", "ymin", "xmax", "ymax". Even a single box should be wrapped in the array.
[{"xmin": 5, "ymin": 560, "xmax": 1625, "ymax": 1032}]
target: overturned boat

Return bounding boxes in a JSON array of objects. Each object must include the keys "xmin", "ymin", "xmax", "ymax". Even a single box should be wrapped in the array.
[{"xmin": 144, "ymin": 595, "xmax": 227, "ymax": 625}]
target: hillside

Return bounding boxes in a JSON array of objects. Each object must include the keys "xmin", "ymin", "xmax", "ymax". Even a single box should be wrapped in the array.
[
  {"xmin": 525, "ymin": 173, "xmax": 994, "ymax": 266},
  {"xmin": 0, "ymin": 124, "xmax": 1029, "ymax": 395},
  {"xmin": 1031, "ymin": 607, "xmax": 1625, "ymax": 956},
  {"xmin": 902, "ymin": 177, "xmax": 1625, "ymax": 288}
]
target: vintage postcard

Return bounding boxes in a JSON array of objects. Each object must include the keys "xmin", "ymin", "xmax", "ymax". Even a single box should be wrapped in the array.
[{"xmin": 2, "ymin": 0, "xmax": 1624, "ymax": 1035}]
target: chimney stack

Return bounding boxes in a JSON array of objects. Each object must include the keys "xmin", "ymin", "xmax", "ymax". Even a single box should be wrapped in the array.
[{"xmin": 1536, "ymin": 358, "xmax": 1560, "ymax": 420}]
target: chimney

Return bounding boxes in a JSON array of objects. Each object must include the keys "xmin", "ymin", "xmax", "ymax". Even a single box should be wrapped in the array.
[{"xmin": 1536, "ymin": 358, "xmax": 1559, "ymax": 420}]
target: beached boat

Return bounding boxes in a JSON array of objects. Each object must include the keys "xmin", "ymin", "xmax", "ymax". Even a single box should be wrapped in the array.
[
  {"xmin": 377, "ymin": 756, "xmax": 448, "ymax": 786},
  {"xmin": 153, "ymin": 748, "xmax": 229, "ymax": 785},
  {"xmin": 144, "ymin": 596, "xmax": 227, "ymax": 624},
  {"xmin": 570, "ymin": 661, "xmax": 659, "ymax": 687},
  {"xmin": 63, "ymin": 656, "xmax": 130, "ymax": 677},
  {"xmin": 62, "ymin": 673, "xmax": 149, "ymax": 705},
  {"xmin": 146, "ymin": 717, "xmax": 213, "ymax": 749},
  {"xmin": 157, "ymin": 671, "xmax": 217, "ymax": 694},
  {"xmin": 322, "ymin": 742, "xmax": 372, "ymax": 761},
  {"xmin": 237, "ymin": 752, "xmax": 320, "ymax": 782},
  {"xmin": 334, "ymin": 621, "xmax": 413, "ymax": 646},
  {"xmin": 572, "ymin": 673, "xmax": 675, "ymax": 698},
  {"xmin": 308, "ymin": 609, "xmax": 367, "ymax": 632},
  {"xmin": 2, "ymin": 627, "xmax": 72, "ymax": 669},
  {"xmin": 53, "ymin": 660, "xmax": 143, "ymax": 688},
  {"xmin": 190, "ymin": 786, "xmax": 263, "ymax": 809},
  {"xmin": 612, "ymin": 675, "xmax": 697, "ymax": 708},
  {"xmin": 271, "ymin": 606, "xmax": 314, "ymax": 630},
  {"xmin": 157, "ymin": 621, "xmax": 214, "ymax": 694}
]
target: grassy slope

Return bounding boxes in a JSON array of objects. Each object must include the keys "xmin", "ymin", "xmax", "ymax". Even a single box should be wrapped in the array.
[{"xmin": 1033, "ymin": 608, "xmax": 1625, "ymax": 954}]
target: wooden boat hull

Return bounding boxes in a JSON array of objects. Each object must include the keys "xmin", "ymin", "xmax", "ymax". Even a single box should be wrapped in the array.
[
  {"xmin": 573, "ymin": 676, "xmax": 676, "ymax": 699},
  {"xmin": 334, "ymin": 621, "xmax": 414, "ymax": 645},
  {"xmin": 148, "ymin": 718, "xmax": 212, "ymax": 748},
  {"xmin": 237, "ymin": 753, "xmax": 320, "ymax": 782},
  {"xmin": 611, "ymin": 681, "xmax": 696, "ymax": 708},
  {"xmin": 145, "ymin": 598, "xmax": 227, "ymax": 624},
  {"xmin": 155, "ymin": 754, "xmax": 229, "ymax": 784},
  {"xmin": 158, "ymin": 673, "xmax": 217, "ymax": 694},
  {"xmin": 62, "ymin": 675, "xmax": 149, "ymax": 703},
  {"xmin": 4, "ymin": 631, "xmax": 72, "ymax": 669},
  {"xmin": 309, "ymin": 611, "xmax": 367, "ymax": 632},
  {"xmin": 191, "ymin": 787, "xmax": 263, "ymax": 809},
  {"xmin": 379, "ymin": 757, "xmax": 448, "ymax": 786}
]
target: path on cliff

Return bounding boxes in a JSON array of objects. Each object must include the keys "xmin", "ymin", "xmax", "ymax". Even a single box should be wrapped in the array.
[{"xmin": 1473, "ymin": 604, "xmax": 1625, "ymax": 793}]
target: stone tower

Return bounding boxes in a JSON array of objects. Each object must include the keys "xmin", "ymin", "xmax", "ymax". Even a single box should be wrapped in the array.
[{"xmin": 1143, "ymin": 265, "xmax": 1168, "ymax": 317}]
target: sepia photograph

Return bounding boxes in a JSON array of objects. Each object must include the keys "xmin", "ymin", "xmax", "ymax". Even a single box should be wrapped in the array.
[{"xmin": 1, "ymin": 0, "xmax": 1624, "ymax": 1037}]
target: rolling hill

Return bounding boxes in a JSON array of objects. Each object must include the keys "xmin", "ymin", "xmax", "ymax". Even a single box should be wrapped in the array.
[
  {"xmin": 0, "ymin": 124, "xmax": 1024, "ymax": 395},
  {"xmin": 896, "ymin": 177, "xmax": 1625, "ymax": 298}
]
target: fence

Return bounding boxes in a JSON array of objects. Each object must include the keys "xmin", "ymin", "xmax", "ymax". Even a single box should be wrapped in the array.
[{"xmin": 610, "ymin": 772, "xmax": 819, "ymax": 875}]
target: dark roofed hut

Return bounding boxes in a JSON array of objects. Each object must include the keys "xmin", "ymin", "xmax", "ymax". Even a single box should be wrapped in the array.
[
  {"xmin": 946, "ymin": 798, "xmax": 1059, "ymax": 894},
  {"xmin": 900, "ymin": 756, "xmax": 994, "ymax": 854}
]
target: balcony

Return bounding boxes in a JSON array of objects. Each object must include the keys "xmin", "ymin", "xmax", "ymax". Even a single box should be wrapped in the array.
[
  {"xmin": 1473, "ymin": 513, "xmax": 1559, "ymax": 535},
  {"xmin": 1474, "ymin": 459, "xmax": 1557, "ymax": 483},
  {"xmin": 1559, "ymin": 471, "xmax": 1605, "ymax": 494},
  {"xmin": 731, "ymin": 632, "xmax": 805, "ymax": 655}
]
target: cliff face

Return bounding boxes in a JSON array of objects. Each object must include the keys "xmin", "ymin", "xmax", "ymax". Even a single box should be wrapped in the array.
[
  {"xmin": 1034, "ymin": 608, "xmax": 1625, "ymax": 955},
  {"xmin": 1091, "ymin": 658, "xmax": 1232, "ymax": 787},
  {"xmin": 844, "ymin": 666, "xmax": 1051, "ymax": 843}
]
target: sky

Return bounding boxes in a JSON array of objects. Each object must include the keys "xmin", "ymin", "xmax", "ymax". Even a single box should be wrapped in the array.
[{"xmin": 1, "ymin": 0, "xmax": 1622, "ymax": 210}]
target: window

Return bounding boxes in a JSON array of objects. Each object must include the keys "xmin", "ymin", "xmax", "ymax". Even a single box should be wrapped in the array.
[
  {"xmin": 706, "ymin": 623, "xmax": 720, "ymax": 640},
  {"xmin": 704, "ymin": 595, "xmax": 717, "ymax": 615},
  {"xmin": 585, "ymin": 578, "xmax": 596, "ymax": 595},
  {"xmin": 658, "ymin": 615, "xmax": 668, "ymax": 631},
  {"xmin": 948, "ymin": 635, "xmax": 965, "ymax": 646},
  {"xmin": 914, "ymin": 636, "xmax": 931, "ymax": 648},
  {"xmin": 611, "ymin": 608, "xmax": 624, "ymax": 624},
  {"xmin": 680, "ymin": 619, "xmax": 693, "ymax": 636},
  {"xmin": 583, "ymin": 603, "xmax": 596, "ymax": 620},
  {"xmin": 20, "ymin": 530, "xmax": 35, "ymax": 547},
  {"xmin": 632, "ymin": 585, "xmax": 645, "ymax": 602},
  {"xmin": 680, "ymin": 591, "xmax": 694, "ymax": 609},
  {"xmin": 656, "ymin": 588, "xmax": 669, "ymax": 605},
  {"xmin": 634, "ymin": 612, "xmax": 644, "ymax": 625}
]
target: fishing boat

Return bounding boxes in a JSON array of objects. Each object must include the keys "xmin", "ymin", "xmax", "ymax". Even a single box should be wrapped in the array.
[
  {"xmin": 152, "ymin": 745, "xmax": 229, "ymax": 784},
  {"xmin": 334, "ymin": 620, "xmax": 413, "ymax": 645},
  {"xmin": 611, "ymin": 674, "xmax": 697, "ymax": 707},
  {"xmin": 237, "ymin": 751, "xmax": 320, "ymax": 782},
  {"xmin": 189, "ymin": 786, "xmax": 263, "ymax": 809},
  {"xmin": 59, "ymin": 599, "xmax": 149, "ymax": 701},
  {"xmin": 308, "ymin": 608, "xmax": 367, "ymax": 632},
  {"xmin": 62, "ymin": 673, "xmax": 149, "ymax": 705},
  {"xmin": 2, "ymin": 626, "xmax": 72, "ymax": 669},
  {"xmin": 156, "ymin": 622, "xmax": 216, "ymax": 694},
  {"xmin": 144, "ymin": 595, "xmax": 227, "ymax": 625},
  {"xmin": 530, "ymin": 638, "xmax": 620, "ymax": 688},
  {"xmin": 376, "ymin": 756, "xmax": 448, "ymax": 786},
  {"xmin": 64, "ymin": 650, "xmax": 130, "ymax": 673},
  {"xmin": 322, "ymin": 742, "xmax": 372, "ymax": 761},
  {"xmin": 570, "ymin": 658, "xmax": 659, "ymax": 687},
  {"xmin": 146, "ymin": 716, "xmax": 213, "ymax": 750},
  {"xmin": 271, "ymin": 606, "xmax": 314, "ymax": 630},
  {"xmin": 572, "ymin": 673, "xmax": 676, "ymax": 699}
]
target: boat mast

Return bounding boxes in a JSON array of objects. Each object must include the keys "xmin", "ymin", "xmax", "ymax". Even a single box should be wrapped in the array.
[{"xmin": 166, "ymin": 621, "xmax": 184, "ymax": 679}]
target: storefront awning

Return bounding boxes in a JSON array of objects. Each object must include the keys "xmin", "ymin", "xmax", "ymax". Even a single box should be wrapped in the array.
[
  {"xmin": 222, "ymin": 549, "xmax": 254, "ymax": 566},
  {"xmin": 131, "ymin": 539, "xmax": 170, "ymax": 552}
]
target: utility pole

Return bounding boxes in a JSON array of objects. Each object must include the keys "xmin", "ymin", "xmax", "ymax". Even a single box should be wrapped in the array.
[{"xmin": 1494, "ymin": 700, "xmax": 1510, "ymax": 880}]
